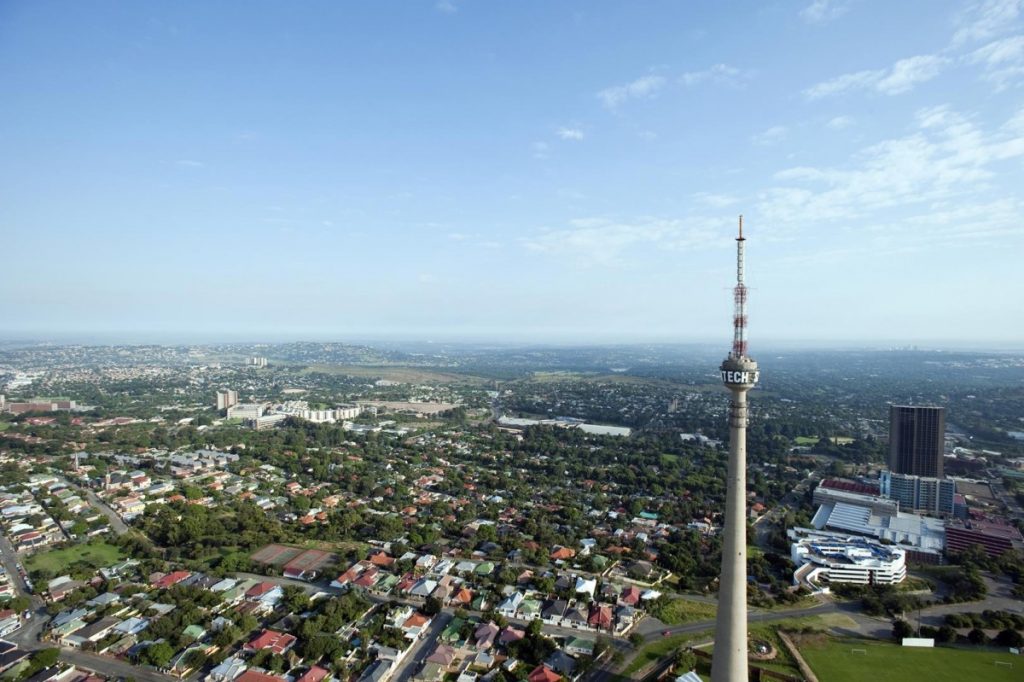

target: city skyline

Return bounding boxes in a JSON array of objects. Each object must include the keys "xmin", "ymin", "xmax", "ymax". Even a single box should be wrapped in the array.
[{"xmin": 3, "ymin": 1, "xmax": 1024, "ymax": 343}]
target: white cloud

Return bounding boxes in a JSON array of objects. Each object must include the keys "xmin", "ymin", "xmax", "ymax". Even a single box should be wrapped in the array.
[
  {"xmin": 751, "ymin": 125, "xmax": 789, "ymax": 146},
  {"xmin": 759, "ymin": 105, "xmax": 1024, "ymax": 230},
  {"xmin": 804, "ymin": 69, "xmax": 882, "ymax": 99},
  {"xmin": 679, "ymin": 63, "xmax": 748, "ymax": 87},
  {"xmin": 804, "ymin": 54, "xmax": 947, "ymax": 98},
  {"xmin": 952, "ymin": 0, "xmax": 1023, "ymax": 46},
  {"xmin": 557, "ymin": 127, "xmax": 585, "ymax": 141},
  {"xmin": 598, "ymin": 75, "xmax": 666, "ymax": 109},
  {"xmin": 800, "ymin": 0, "xmax": 849, "ymax": 24},
  {"xmin": 531, "ymin": 141, "xmax": 550, "ymax": 159},
  {"xmin": 523, "ymin": 216, "xmax": 723, "ymax": 265},
  {"xmin": 970, "ymin": 35, "xmax": 1024, "ymax": 89},
  {"xmin": 876, "ymin": 55, "xmax": 948, "ymax": 94},
  {"xmin": 435, "ymin": 0, "xmax": 458, "ymax": 14},
  {"xmin": 693, "ymin": 192, "xmax": 740, "ymax": 208},
  {"xmin": 826, "ymin": 115, "xmax": 855, "ymax": 130},
  {"xmin": 175, "ymin": 159, "xmax": 204, "ymax": 167}
]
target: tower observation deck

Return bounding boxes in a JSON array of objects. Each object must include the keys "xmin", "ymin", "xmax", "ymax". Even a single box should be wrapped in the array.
[{"xmin": 711, "ymin": 216, "xmax": 759, "ymax": 682}]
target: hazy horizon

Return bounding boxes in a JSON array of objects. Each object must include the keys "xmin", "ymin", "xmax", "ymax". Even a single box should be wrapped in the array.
[{"xmin": 0, "ymin": 330, "xmax": 1021, "ymax": 355}]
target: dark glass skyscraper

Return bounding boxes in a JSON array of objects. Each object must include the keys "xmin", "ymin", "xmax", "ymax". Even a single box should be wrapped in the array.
[{"xmin": 889, "ymin": 405, "xmax": 945, "ymax": 478}]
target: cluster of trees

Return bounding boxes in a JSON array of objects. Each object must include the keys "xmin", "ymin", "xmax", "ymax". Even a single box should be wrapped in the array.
[
  {"xmin": 137, "ymin": 499, "xmax": 293, "ymax": 566},
  {"xmin": 945, "ymin": 610, "xmax": 1024, "ymax": 632},
  {"xmin": 894, "ymin": 618, "xmax": 1024, "ymax": 648},
  {"xmin": 832, "ymin": 584, "xmax": 929, "ymax": 618}
]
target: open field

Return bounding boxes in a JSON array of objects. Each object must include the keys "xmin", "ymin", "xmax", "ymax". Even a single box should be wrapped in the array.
[
  {"xmin": 653, "ymin": 598, "xmax": 718, "ymax": 625},
  {"xmin": 26, "ymin": 541, "xmax": 122, "ymax": 575},
  {"xmin": 301, "ymin": 364, "xmax": 488, "ymax": 385},
  {"xmin": 798, "ymin": 636, "xmax": 1021, "ymax": 682},
  {"xmin": 359, "ymin": 400, "xmax": 459, "ymax": 415},
  {"xmin": 794, "ymin": 435, "xmax": 854, "ymax": 445}
]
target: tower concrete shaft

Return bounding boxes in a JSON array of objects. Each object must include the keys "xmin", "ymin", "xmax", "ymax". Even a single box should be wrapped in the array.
[{"xmin": 711, "ymin": 381, "xmax": 753, "ymax": 682}]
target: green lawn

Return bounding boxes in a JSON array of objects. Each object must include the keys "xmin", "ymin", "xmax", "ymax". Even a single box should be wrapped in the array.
[
  {"xmin": 25, "ymin": 541, "xmax": 123, "ymax": 575},
  {"xmin": 0, "ymin": 422, "xmax": 11, "ymax": 431},
  {"xmin": 622, "ymin": 631, "xmax": 710, "ymax": 675},
  {"xmin": 799, "ymin": 637, "xmax": 1021, "ymax": 682},
  {"xmin": 652, "ymin": 598, "xmax": 718, "ymax": 625}
]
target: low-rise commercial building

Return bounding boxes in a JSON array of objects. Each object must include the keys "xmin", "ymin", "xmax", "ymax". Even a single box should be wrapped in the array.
[{"xmin": 790, "ymin": 528, "xmax": 907, "ymax": 589}]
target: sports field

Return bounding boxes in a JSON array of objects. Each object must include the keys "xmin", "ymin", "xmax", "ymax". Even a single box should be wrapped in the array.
[
  {"xmin": 799, "ymin": 637, "xmax": 1020, "ymax": 682},
  {"xmin": 26, "ymin": 541, "xmax": 122, "ymax": 575}
]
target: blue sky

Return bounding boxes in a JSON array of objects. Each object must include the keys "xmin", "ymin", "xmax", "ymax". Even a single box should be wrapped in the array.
[{"xmin": 2, "ymin": 0, "xmax": 1023, "ymax": 346}]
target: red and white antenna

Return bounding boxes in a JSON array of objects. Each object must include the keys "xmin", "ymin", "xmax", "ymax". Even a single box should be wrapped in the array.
[{"xmin": 732, "ymin": 215, "xmax": 748, "ymax": 358}]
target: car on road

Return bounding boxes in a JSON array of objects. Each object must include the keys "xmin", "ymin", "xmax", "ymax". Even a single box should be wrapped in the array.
[{"xmin": 662, "ymin": 630, "xmax": 671, "ymax": 637}]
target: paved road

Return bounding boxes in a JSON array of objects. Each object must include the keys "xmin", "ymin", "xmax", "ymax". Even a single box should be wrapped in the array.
[
  {"xmin": 0, "ymin": 533, "xmax": 31, "ymax": 596},
  {"xmin": 60, "ymin": 648, "xmax": 179, "ymax": 682},
  {"xmin": 79, "ymin": 489, "xmax": 130, "ymax": 535},
  {"xmin": 391, "ymin": 611, "xmax": 452, "ymax": 682},
  {"xmin": 0, "ymin": 532, "xmax": 48, "ymax": 649}
]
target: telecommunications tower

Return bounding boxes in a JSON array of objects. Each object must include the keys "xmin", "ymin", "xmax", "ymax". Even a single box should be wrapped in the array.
[{"xmin": 711, "ymin": 216, "xmax": 759, "ymax": 682}]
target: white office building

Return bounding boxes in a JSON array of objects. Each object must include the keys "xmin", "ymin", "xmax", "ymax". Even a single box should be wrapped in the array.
[
  {"xmin": 227, "ymin": 403, "xmax": 265, "ymax": 420},
  {"xmin": 790, "ymin": 529, "xmax": 907, "ymax": 589}
]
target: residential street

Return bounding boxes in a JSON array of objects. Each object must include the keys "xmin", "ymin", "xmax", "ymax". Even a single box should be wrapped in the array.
[
  {"xmin": 390, "ymin": 611, "xmax": 452, "ymax": 682},
  {"xmin": 79, "ymin": 488, "xmax": 130, "ymax": 535}
]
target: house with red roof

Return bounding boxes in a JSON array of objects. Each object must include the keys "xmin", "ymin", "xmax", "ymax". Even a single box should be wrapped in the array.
[
  {"xmin": 368, "ymin": 551, "xmax": 395, "ymax": 568},
  {"xmin": 295, "ymin": 666, "xmax": 329, "ymax": 682},
  {"xmin": 244, "ymin": 629, "xmax": 297, "ymax": 655},
  {"xmin": 528, "ymin": 665, "xmax": 561, "ymax": 682},
  {"xmin": 549, "ymin": 546, "xmax": 575, "ymax": 562},
  {"xmin": 152, "ymin": 571, "xmax": 191, "ymax": 590},
  {"xmin": 245, "ymin": 582, "xmax": 283, "ymax": 607},
  {"xmin": 236, "ymin": 672, "xmax": 287, "ymax": 682},
  {"xmin": 620, "ymin": 585, "xmax": 642, "ymax": 606},
  {"xmin": 588, "ymin": 605, "xmax": 613, "ymax": 631}
]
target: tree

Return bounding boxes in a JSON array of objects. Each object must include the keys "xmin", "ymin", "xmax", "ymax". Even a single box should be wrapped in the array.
[
  {"xmin": 995, "ymin": 628, "xmax": 1024, "ymax": 648},
  {"xmin": 527, "ymin": 618, "xmax": 543, "ymax": 638},
  {"xmin": 892, "ymin": 619, "xmax": 914, "ymax": 641},
  {"xmin": 145, "ymin": 641, "xmax": 176, "ymax": 669},
  {"xmin": 967, "ymin": 628, "xmax": 988, "ymax": 645},
  {"xmin": 9, "ymin": 596, "xmax": 30, "ymax": 613},
  {"xmin": 673, "ymin": 648, "xmax": 697, "ymax": 672},
  {"xmin": 423, "ymin": 596, "xmax": 442, "ymax": 616},
  {"xmin": 283, "ymin": 585, "xmax": 310, "ymax": 613},
  {"xmin": 30, "ymin": 649, "xmax": 60, "ymax": 669},
  {"xmin": 936, "ymin": 625, "xmax": 958, "ymax": 643},
  {"xmin": 628, "ymin": 632, "xmax": 644, "ymax": 647}
]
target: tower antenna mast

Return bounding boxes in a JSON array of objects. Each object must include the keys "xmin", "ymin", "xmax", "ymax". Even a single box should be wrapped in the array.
[{"xmin": 732, "ymin": 215, "xmax": 748, "ymax": 359}]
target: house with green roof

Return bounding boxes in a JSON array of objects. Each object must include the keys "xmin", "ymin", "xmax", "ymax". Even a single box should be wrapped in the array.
[
  {"xmin": 519, "ymin": 599, "xmax": 542, "ymax": 618},
  {"xmin": 183, "ymin": 624, "xmax": 207, "ymax": 641},
  {"xmin": 440, "ymin": 617, "xmax": 465, "ymax": 643}
]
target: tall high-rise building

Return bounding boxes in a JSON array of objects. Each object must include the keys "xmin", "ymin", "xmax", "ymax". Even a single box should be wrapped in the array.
[
  {"xmin": 712, "ymin": 217, "xmax": 758, "ymax": 682},
  {"xmin": 216, "ymin": 389, "xmax": 239, "ymax": 411},
  {"xmin": 889, "ymin": 405, "xmax": 945, "ymax": 478},
  {"xmin": 880, "ymin": 470, "xmax": 955, "ymax": 515}
]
